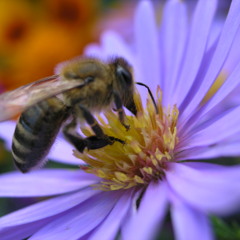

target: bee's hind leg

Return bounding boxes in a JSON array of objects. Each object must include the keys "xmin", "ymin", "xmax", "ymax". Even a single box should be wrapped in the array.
[
  {"xmin": 76, "ymin": 105, "xmax": 125, "ymax": 152},
  {"xmin": 63, "ymin": 105, "xmax": 125, "ymax": 153},
  {"xmin": 63, "ymin": 118, "xmax": 89, "ymax": 153}
]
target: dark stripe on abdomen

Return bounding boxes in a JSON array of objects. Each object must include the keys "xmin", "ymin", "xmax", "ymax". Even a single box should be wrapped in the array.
[{"xmin": 12, "ymin": 97, "xmax": 70, "ymax": 172}]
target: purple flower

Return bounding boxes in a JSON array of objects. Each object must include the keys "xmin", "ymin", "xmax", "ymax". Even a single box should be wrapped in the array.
[{"xmin": 1, "ymin": 0, "xmax": 240, "ymax": 239}]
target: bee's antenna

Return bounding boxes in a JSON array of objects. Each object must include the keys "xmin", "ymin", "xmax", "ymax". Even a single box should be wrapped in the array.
[{"xmin": 136, "ymin": 82, "xmax": 158, "ymax": 114}]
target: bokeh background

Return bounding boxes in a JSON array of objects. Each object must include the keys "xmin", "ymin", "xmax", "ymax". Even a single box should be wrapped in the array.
[{"xmin": 0, "ymin": 1, "xmax": 239, "ymax": 239}]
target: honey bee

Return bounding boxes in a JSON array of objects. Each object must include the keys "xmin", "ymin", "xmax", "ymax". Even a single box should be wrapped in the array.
[{"xmin": 0, "ymin": 57, "xmax": 138, "ymax": 173}]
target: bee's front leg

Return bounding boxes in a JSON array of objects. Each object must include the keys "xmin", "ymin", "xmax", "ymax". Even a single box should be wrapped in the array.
[{"xmin": 113, "ymin": 91, "xmax": 130, "ymax": 131}]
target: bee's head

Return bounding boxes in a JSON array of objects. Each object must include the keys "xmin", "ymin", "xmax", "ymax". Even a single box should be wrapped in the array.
[{"xmin": 112, "ymin": 57, "xmax": 137, "ymax": 115}]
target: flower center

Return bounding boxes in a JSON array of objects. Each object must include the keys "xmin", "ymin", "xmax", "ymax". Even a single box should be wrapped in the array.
[{"xmin": 74, "ymin": 88, "xmax": 179, "ymax": 191}]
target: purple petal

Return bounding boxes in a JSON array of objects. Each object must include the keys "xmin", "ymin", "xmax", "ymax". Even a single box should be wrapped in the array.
[
  {"xmin": 100, "ymin": 31, "xmax": 134, "ymax": 63},
  {"xmin": 166, "ymin": 162, "xmax": 240, "ymax": 215},
  {"xmin": 179, "ymin": 161, "xmax": 240, "ymax": 172},
  {"xmin": 30, "ymin": 191, "xmax": 122, "ymax": 240},
  {"xmin": 0, "ymin": 170, "xmax": 99, "ymax": 197},
  {"xmin": 0, "ymin": 218, "xmax": 57, "ymax": 240},
  {"xmin": 177, "ymin": 36, "xmax": 220, "ymax": 134},
  {"xmin": 0, "ymin": 121, "xmax": 15, "ymax": 149},
  {"xmin": 177, "ymin": 138, "xmax": 240, "ymax": 161},
  {"xmin": 223, "ymin": 26, "xmax": 240, "ymax": 73},
  {"xmin": 199, "ymin": 141, "xmax": 240, "ymax": 158},
  {"xmin": 122, "ymin": 181, "xmax": 168, "ymax": 240},
  {"xmin": 161, "ymin": 0, "xmax": 188, "ymax": 105},
  {"xmin": 89, "ymin": 191, "xmax": 133, "ymax": 240},
  {"xmin": 173, "ymin": 0, "xmax": 217, "ymax": 106},
  {"xmin": 134, "ymin": 1, "xmax": 161, "ymax": 91},
  {"xmin": 185, "ymin": 105, "xmax": 240, "ymax": 148},
  {"xmin": 194, "ymin": 61, "xmax": 240, "ymax": 120},
  {"xmin": 0, "ymin": 188, "xmax": 99, "ymax": 228},
  {"xmin": 207, "ymin": 19, "xmax": 223, "ymax": 50},
  {"xmin": 84, "ymin": 44, "xmax": 104, "ymax": 59},
  {"xmin": 85, "ymin": 31, "xmax": 134, "ymax": 65},
  {"xmin": 181, "ymin": 0, "xmax": 240, "ymax": 121},
  {"xmin": 170, "ymin": 196, "xmax": 214, "ymax": 240}
]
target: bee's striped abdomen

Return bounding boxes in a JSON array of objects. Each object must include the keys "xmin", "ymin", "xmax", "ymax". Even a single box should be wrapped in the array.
[{"xmin": 12, "ymin": 97, "xmax": 69, "ymax": 172}]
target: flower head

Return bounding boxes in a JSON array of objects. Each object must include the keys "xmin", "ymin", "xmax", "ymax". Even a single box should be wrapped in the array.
[
  {"xmin": 1, "ymin": 1, "xmax": 240, "ymax": 240},
  {"xmin": 77, "ymin": 90, "xmax": 179, "ymax": 191}
]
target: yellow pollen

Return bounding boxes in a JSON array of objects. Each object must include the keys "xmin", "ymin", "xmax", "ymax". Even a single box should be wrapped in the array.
[
  {"xmin": 130, "ymin": 141, "xmax": 142, "ymax": 154},
  {"xmin": 151, "ymin": 158, "xmax": 158, "ymax": 167},
  {"xmin": 155, "ymin": 149, "xmax": 164, "ymax": 161},
  {"xmin": 143, "ymin": 167, "xmax": 153, "ymax": 175},
  {"xmin": 74, "ymin": 88, "xmax": 179, "ymax": 191},
  {"xmin": 134, "ymin": 175, "xmax": 144, "ymax": 184},
  {"xmin": 114, "ymin": 172, "xmax": 129, "ymax": 182}
]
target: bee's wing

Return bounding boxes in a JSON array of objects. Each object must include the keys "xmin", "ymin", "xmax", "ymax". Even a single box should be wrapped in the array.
[{"xmin": 0, "ymin": 75, "xmax": 86, "ymax": 122}]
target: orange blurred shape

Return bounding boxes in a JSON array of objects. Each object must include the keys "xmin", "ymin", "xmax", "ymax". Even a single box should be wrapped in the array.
[
  {"xmin": 0, "ymin": 1, "xmax": 32, "ymax": 49},
  {"xmin": 44, "ymin": 0, "xmax": 100, "ymax": 28},
  {"xmin": 5, "ymin": 25, "xmax": 90, "ymax": 90},
  {"xmin": 0, "ymin": 0, "xmax": 100, "ymax": 90}
]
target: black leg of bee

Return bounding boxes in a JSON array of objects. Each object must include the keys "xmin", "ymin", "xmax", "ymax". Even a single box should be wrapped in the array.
[
  {"xmin": 64, "ymin": 133, "xmax": 88, "ymax": 153},
  {"xmin": 113, "ymin": 91, "xmax": 130, "ymax": 130},
  {"xmin": 63, "ymin": 106, "xmax": 125, "ymax": 153},
  {"xmin": 79, "ymin": 105, "xmax": 105, "ymax": 138},
  {"xmin": 78, "ymin": 105, "xmax": 125, "ymax": 150},
  {"xmin": 63, "ymin": 118, "xmax": 88, "ymax": 153}
]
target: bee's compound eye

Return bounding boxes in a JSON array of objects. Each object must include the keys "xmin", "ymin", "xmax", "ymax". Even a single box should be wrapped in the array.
[
  {"xmin": 84, "ymin": 76, "xmax": 94, "ymax": 84},
  {"xmin": 117, "ymin": 66, "xmax": 132, "ymax": 86}
]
